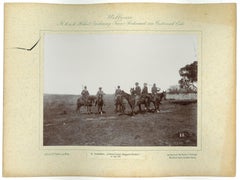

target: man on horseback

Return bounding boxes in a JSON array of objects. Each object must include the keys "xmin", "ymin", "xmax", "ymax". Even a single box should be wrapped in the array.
[
  {"xmin": 97, "ymin": 87, "xmax": 105, "ymax": 96},
  {"xmin": 81, "ymin": 86, "xmax": 89, "ymax": 105},
  {"xmin": 115, "ymin": 86, "xmax": 122, "ymax": 98},
  {"xmin": 114, "ymin": 85, "xmax": 122, "ymax": 103},
  {"xmin": 114, "ymin": 86, "xmax": 124, "ymax": 112},
  {"xmin": 134, "ymin": 82, "xmax": 141, "ymax": 105},
  {"xmin": 151, "ymin": 83, "xmax": 161, "ymax": 101},
  {"xmin": 141, "ymin": 83, "xmax": 150, "ymax": 109},
  {"xmin": 134, "ymin": 82, "xmax": 141, "ymax": 95},
  {"xmin": 96, "ymin": 87, "xmax": 105, "ymax": 104},
  {"xmin": 142, "ymin": 83, "xmax": 148, "ymax": 97},
  {"xmin": 96, "ymin": 87, "xmax": 105, "ymax": 114}
]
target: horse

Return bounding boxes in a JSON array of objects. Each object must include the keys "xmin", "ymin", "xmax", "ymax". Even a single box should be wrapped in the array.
[
  {"xmin": 114, "ymin": 95, "xmax": 125, "ymax": 113},
  {"xmin": 130, "ymin": 88, "xmax": 150, "ymax": 113},
  {"xmin": 121, "ymin": 89, "xmax": 149, "ymax": 115},
  {"xmin": 121, "ymin": 90, "xmax": 135, "ymax": 115},
  {"xmin": 76, "ymin": 95, "xmax": 96, "ymax": 114},
  {"xmin": 95, "ymin": 94, "xmax": 104, "ymax": 114},
  {"xmin": 149, "ymin": 91, "xmax": 167, "ymax": 112}
]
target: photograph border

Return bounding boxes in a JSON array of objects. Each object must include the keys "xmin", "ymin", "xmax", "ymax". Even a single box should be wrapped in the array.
[{"xmin": 40, "ymin": 29, "xmax": 202, "ymax": 152}]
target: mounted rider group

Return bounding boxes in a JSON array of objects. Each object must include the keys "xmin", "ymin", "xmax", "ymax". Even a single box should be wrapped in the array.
[{"xmin": 76, "ymin": 83, "xmax": 166, "ymax": 115}]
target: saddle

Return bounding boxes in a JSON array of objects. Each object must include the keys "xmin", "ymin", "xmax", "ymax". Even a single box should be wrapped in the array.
[{"xmin": 81, "ymin": 96, "xmax": 89, "ymax": 105}]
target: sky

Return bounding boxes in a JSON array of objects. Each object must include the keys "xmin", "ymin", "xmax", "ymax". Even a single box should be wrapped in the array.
[{"xmin": 44, "ymin": 33, "xmax": 197, "ymax": 95}]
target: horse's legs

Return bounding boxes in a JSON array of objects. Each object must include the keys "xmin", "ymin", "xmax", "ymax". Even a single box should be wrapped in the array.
[
  {"xmin": 117, "ymin": 103, "xmax": 124, "ymax": 113},
  {"xmin": 76, "ymin": 106, "xmax": 79, "ymax": 114},
  {"xmin": 146, "ymin": 99, "xmax": 151, "ymax": 111},
  {"xmin": 118, "ymin": 104, "xmax": 121, "ymax": 113},
  {"xmin": 138, "ymin": 103, "xmax": 142, "ymax": 112},
  {"xmin": 155, "ymin": 101, "xmax": 160, "ymax": 112},
  {"xmin": 130, "ymin": 104, "xmax": 135, "ymax": 115},
  {"xmin": 118, "ymin": 104, "xmax": 120, "ymax": 113},
  {"xmin": 87, "ymin": 106, "xmax": 92, "ymax": 114},
  {"xmin": 76, "ymin": 105, "xmax": 81, "ymax": 115},
  {"xmin": 143, "ymin": 101, "xmax": 148, "ymax": 112},
  {"xmin": 121, "ymin": 103, "xmax": 125, "ymax": 113},
  {"xmin": 98, "ymin": 105, "xmax": 103, "ymax": 114},
  {"xmin": 97, "ymin": 105, "xmax": 99, "ymax": 113},
  {"xmin": 115, "ymin": 104, "xmax": 118, "ymax": 113},
  {"xmin": 153, "ymin": 102, "xmax": 157, "ymax": 112}
]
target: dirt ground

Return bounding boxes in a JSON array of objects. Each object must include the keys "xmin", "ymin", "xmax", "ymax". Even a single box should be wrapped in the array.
[{"xmin": 44, "ymin": 94, "xmax": 197, "ymax": 146}]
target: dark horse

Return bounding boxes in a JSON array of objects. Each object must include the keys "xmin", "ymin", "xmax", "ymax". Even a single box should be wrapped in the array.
[
  {"xmin": 121, "ymin": 89, "xmax": 150, "ymax": 115},
  {"xmin": 149, "ymin": 91, "xmax": 167, "ymax": 112},
  {"xmin": 76, "ymin": 95, "xmax": 96, "ymax": 114},
  {"xmin": 130, "ymin": 88, "xmax": 150, "ymax": 112},
  {"xmin": 95, "ymin": 94, "xmax": 104, "ymax": 114}
]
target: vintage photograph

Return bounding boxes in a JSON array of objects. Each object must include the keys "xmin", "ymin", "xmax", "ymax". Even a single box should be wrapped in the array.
[{"xmin": 43, "ymin": 33, "xmax": 198, "ymax": 146}]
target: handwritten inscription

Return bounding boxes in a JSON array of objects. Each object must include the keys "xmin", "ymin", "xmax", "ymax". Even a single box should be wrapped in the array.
[
  {"xmin": 107, "ymin": 14, "xmax": 133, "ymax": 20},
  {"xmin": 57, "ymin": 14, "xmax": 184, "ymax": 27}
]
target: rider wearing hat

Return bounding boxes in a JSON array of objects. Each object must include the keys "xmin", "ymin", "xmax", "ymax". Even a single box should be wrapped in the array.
[
  {"xmin": 115, "ymin": 86, "xmax": 122, "ymax": 96},
  {"xmin": 114, "ymin": 85, "xmax": 122, "ymax": 102},
  {"xmin": 96, "ymin": 87, "xmax": 105, "ymax": 97},
  {"xmin": 151, "ymin": 83, "xmax": 161, "ymax": 101},
  {"xmin": 151, "ymin": 83, "xmax": 160, "ymax": 94},
  {"xmin": 134, "ymin": 82, "xmax": 141, "ymax": 96},
  {"xmin": 96, "ymin": 87, "xmax": 105, "ymax": 105},
  {"xmin": 134, "ymin": 82, "xmax": 141, "ymax": 104},
  {"xmin": 81, "ymin": 86, "xmax": 89, "ymax": 104},
  {"xmin": 114, "ymin": 85, "xmax": 123, "ymax": 112},
  {"xmin": 142, "ymin": 83, "xmax": 148, "ymax": 96}
]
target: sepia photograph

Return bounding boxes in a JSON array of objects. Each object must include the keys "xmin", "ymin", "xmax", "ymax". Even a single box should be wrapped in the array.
[
  {"xmin": 43, "ymin": 33, "xmax": 198, "ymax": 146},
  {"xmin": 3, "ymin": 1, "xmax": 237, "ymax": 177}
]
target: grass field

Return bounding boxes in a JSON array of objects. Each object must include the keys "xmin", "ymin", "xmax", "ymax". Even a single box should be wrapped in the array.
[{"xmin": 44, "ymin": 94, "xmax": 197, "ymax": 146}]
